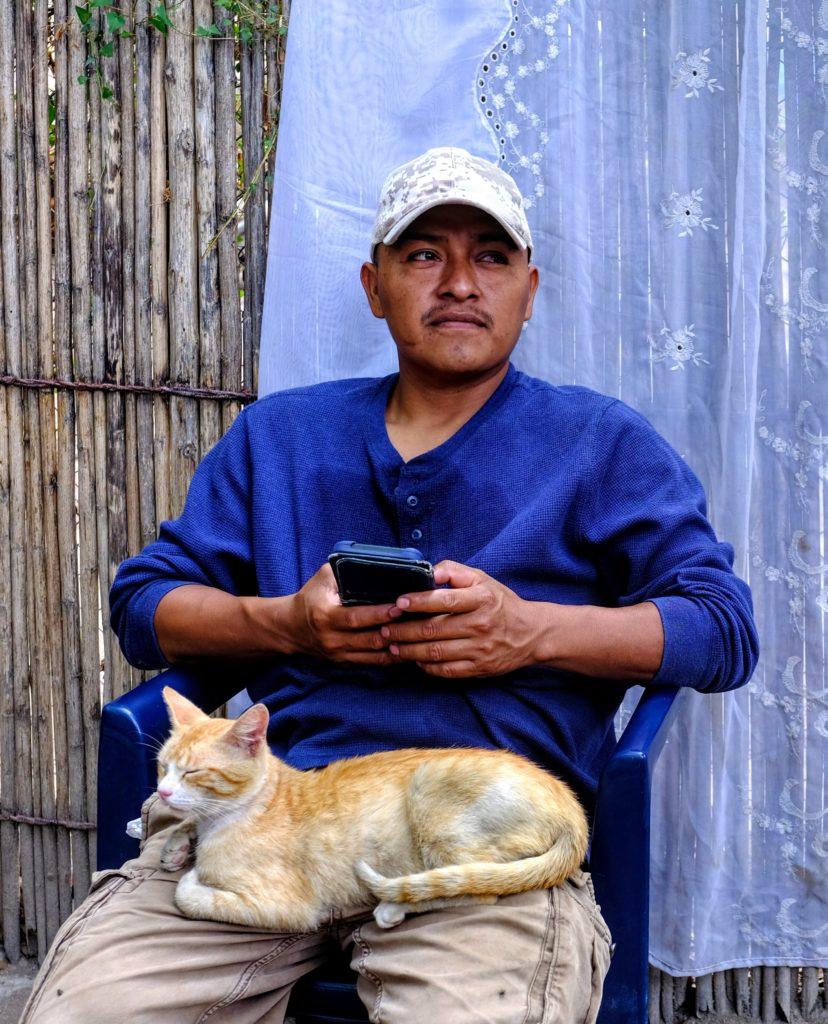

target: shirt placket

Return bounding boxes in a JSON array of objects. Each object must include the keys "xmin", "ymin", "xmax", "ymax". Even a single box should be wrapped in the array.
[{"xmin": 394, "ymin": 466, "xmax": 429, "ymax": 550}]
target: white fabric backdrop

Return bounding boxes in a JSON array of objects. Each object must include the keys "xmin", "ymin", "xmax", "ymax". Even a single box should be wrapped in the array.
[{"xmin": 259, "ymin": 0, "xmax": 828, "ymax": 975}]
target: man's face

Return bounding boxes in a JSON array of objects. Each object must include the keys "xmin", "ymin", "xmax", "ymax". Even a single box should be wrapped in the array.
[{"xmin": 360, "ymin": 204, "xmax": 539, "ymax": 383}]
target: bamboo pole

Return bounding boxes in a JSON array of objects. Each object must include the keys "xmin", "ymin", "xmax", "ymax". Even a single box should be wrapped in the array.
[
  {"xmin": 3, "ymin": 0, "xmax": 39, "ymax": 959},
  {"xmin": 67, "ymin": 4, "xmax": 98, "ymax": 900},
  {"xmin": 194, "ymin": 0, "xmax": 222, "ymax": 458},
  {"xmin": 775, "ymin": 967, "xmax": 790, "ymax": 1022},
  {"xmin": 213, "ymin": 2, "xmax": 242, "ymax": 434},
  {"xmin": 750, "ymin": 964, "xmax": 762, "ymax": 1018},
  {"xmin": 648, "ymin": 965, "xmax": 660, "ymax": 1024},
  {"xmin": 31, "ymin": 0, "xmax": 66, "ymax": 952},
  {"xmin": 240, "ymin": 28, "xmax": 265, "ymax": 395},
  {"xmin": 659, "ymin": 970, "xmax": 674, "ymax": 1023},
  {"xmin": 696, "ymin": 972, "xmax": 714, "ymax": 1015},
  {"xmin": 89, "ymin": 24, "xmax": 113, "ymax": 714},
  {"xmin": 714, "ymin": 969, "xmax": 732, "ymax": 1015},
  {"xmin": 800, "ymin": 967, "xmax": 819, "ymax": 1017},
  {"xmin": 49, "ymin": 0, "xmax": 75, "ymax": 925},
  {"xmin": 134, "ymin": 0, "xmax": 157, "ymax": 554},
  {"xmin": 53, "ymin": 0, "xmax": 91, "ymax": 897},
  {"xmin": 165, "ymin": 0, "xmax": 200, "ymax": 516},
  {"xmin": 265, "ymin": 32, "xmax": 277, "ymax": 241},
  {"xmin": 761, "ymin": 965, "xmax": 776, "ymax": 1022},
  {"xmin": 672, "ymin": 975, "xmax": 688, "ymax": 1016},
  {"xmin": 149, "ymin": 9, "xmax": 170, "ymax": 527},
  {"xmin": 734, "ymin": 967, "xmax": 752, "ymax": 1016},
  {"xmin": 101, "ymin": 11, "xmax": 132, "ymax": 703},
  {"xmin": 0, "ymin": 140, "xmax": 16, "ymax": 962},
  {"xmin": 119, "ymin": 4, "xmax": 140, "ymax": 631},
  {"xmin": 16, "ymin": 0, "xmax": 50, "ymax": 963}
]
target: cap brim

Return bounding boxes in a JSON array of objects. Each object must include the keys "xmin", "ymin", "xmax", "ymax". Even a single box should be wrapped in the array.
[{"xmin": 380, "ymin": 196, "xmax": 530, "ymax": 254}]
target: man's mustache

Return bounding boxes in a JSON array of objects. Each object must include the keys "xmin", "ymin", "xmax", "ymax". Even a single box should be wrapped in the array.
[{"xmin": 423, "ymin": 306, "xmax": 493, "ymax": 328}]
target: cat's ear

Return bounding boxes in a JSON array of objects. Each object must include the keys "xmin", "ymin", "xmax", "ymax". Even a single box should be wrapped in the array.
[
  {"xmin": 226, "ymin": 703, "xmax": 269, "ymax": 756},
  {"xmin": 162, "ymin": 687, "xmax": 209, "ymax": 728}
]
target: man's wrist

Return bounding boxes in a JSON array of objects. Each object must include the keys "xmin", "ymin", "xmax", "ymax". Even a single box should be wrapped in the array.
[
  {"xmin": 525, "ymin": 600, "xmax": 581, "ymax": 668},
  {"xmin": 525, "ymin": 599, "xmax": 663, "ymax": 681},
  {"xmin": 242, "ymin": 594, "xmax": 302, "ymax": 656}
]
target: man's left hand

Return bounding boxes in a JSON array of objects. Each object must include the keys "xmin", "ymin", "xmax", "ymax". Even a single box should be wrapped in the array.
[{"xmin": 378, "ymin": 560, "xmax": 540, "ymax": 679}]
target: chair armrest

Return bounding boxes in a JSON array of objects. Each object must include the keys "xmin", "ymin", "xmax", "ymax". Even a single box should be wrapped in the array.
[
  {"xmin": 591, "ymin": 685, "xmax": 684, "ymax": 1024},
  {"xmin": 96, "ymin": 664, "xmax": 261, "ymax": 870}
]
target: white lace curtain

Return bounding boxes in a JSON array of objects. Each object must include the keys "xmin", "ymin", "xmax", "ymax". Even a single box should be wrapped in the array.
[{"xmin": 259, "ymin": 0, "xmax": 828, "ymax": 975}]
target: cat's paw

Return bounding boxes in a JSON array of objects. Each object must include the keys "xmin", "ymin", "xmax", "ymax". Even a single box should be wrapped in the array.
[
  {"xmin": 160, "ymin": 831, "xmax": 195, "ymax": 871},
  {"xmin": 373, "ymin": 902, "xmax": 406, "ymax": 929}
]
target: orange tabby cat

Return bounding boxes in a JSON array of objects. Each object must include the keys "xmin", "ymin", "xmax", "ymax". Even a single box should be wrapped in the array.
[{"xmin": 156, "ymin": 686, "xmax": 588, "ymax": 931}]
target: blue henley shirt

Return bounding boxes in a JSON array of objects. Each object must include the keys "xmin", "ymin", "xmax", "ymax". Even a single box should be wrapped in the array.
[{"xmin": 110, "ymin": 363, "xmax": 759, "ymax": 817}]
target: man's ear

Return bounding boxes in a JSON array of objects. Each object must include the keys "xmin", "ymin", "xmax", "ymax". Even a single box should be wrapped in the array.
[
  {"xmin": 360, "ymin": 260, "xmax": 386, "ymax": 319},
  {"xmin": 162, "ymin": 686, "xmax": 209, "ymax": 728},
  {"xmin": 226, "ymin": 704, "xmax": 270, "ymax": 756},
  {"xmin": 523, "ymin": 264, "xmax": 540, "ymax": 322}
]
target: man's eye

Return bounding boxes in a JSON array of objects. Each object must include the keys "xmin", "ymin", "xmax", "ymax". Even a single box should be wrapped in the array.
[
  {"xmin": 409, "ymin": 250, "xmax": 438, "ymax": 261},
  {"xmin": 480, "ymin": 251, "xmax": 509, "ymax": 264}
]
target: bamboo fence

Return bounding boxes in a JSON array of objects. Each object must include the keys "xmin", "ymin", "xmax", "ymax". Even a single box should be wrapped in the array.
[
  {"xmin": 0, "ymin": 0, "xmax": 281, "ymax": 965},
  {"xmin": 0, "ymin": 2, "xmax": 824, "ymax": 1019}
]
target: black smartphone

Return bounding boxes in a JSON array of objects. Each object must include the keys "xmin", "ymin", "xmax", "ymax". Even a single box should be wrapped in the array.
[{"xmin": 328, "ymin": 541, "xmax": 436, "ymax": 606}]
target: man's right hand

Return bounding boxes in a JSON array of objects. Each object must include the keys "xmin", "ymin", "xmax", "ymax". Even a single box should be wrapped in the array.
[
  {"xmin": 285, "ymin": 563, "xmax": 400, "ymax": 665},
  {"xmin": 154, "ymin": 570, "xmax": 399, "ymax": 665}
]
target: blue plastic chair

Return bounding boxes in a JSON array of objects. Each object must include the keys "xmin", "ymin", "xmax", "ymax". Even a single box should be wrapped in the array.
[{"xmin": 97, "ymin": 666, "xmax": 682, "ymax": 1024}]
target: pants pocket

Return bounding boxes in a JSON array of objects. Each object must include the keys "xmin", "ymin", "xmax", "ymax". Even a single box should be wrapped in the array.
[{"xmin": 87, "ymin": 867, "xmax": 139, "ymax": 895}]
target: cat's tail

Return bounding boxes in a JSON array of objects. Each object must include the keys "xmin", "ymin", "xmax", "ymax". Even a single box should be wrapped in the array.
[{"xmin": 355, "ymin": 833, "xmax": 584, "ymax": 904}]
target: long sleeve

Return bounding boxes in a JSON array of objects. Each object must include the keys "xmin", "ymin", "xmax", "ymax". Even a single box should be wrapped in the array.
[
  {"xmin": 579, "ymin": 399, "xmax": 759, "ymax": 693},
  {"xmin": 109, "ymin": 409, "xmax": 257, "ymax": 669}
]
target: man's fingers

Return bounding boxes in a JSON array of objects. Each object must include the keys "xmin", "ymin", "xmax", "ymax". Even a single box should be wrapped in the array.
[
  {"xmin": 380, "ymin": 612, "xmax": 474, "ymax": 644},
  {"xmin": 388, "ymin": 638, "xmax": 471, "ymax": 663},
  {"xmin": 337, "ymin": 649, "xmax": 397, "ymax": 666},
  {"xmin": 328, "ymin": 602, "xmax": 400, "ymax": 630},
  {"xmin": 394, "ymin": 584, "xmax": 485, "ymax": 616},
  {"xmin": 415, "ymin": 660, "xmax": 479, "ymax": 679},
  {"xmin": 431, "ymin": 559, "xmax": 481, "ymax": 588},
  {"xmin": 328, "ymin": 627, "xmax": 396, "ymax": 654}
]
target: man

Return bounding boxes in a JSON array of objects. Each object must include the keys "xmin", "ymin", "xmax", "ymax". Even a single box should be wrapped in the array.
[{"xmin": 23, "ymin": 147, "xmax": 758, "ymax": 1023}]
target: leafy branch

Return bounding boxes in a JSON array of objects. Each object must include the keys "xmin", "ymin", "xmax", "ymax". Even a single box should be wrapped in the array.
[
  {"xmin": 204, "ymin": 125, "xmax": 278, "ymax": 257},
  {"xmin": 75, "ymin": 2, "xmax": 286, "ymax": 101}
]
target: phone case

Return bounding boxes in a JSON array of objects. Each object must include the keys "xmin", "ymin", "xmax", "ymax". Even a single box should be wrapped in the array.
[{"xmin": 328, "ymin": 542, "xmax": 435, "ymax": 605}]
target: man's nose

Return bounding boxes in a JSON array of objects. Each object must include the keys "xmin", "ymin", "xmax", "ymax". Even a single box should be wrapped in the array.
[{"xmin": 437, "ymin": 257, "xmax": 479, "ymax": 300}]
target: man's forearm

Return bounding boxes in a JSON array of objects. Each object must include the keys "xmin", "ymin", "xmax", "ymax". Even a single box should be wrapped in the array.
[
  {"xmin": 528, "ymin": 600, "xmax": 664, "ymax": 682},
  {"xmin": 154, "ymin": 585, "xmax": 299, "ymax": 663}
]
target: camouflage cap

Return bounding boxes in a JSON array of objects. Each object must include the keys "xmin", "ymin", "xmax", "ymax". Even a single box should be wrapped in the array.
[{"xmin": 371, "ymin": 146, "xmax": 533, "ymax": 259}]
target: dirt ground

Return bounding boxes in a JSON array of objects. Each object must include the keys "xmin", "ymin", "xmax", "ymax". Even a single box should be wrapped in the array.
[{"xmin": 0, "ymin": 958, "xmax": 38, "ymax": 1023}]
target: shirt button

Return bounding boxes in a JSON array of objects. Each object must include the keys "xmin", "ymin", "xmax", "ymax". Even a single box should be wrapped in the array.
[
  {"xmin": 411, "ymin": 528, "xmax": 423, "ymax": 541},
  {"xmin": 406, "ymin": 495, "xmax": 419, "ymax": 508}
]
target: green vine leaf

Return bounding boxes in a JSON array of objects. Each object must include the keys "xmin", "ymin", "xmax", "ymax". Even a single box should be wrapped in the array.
[
  {"xmin": 195, "ymin": 23, "xmax": 222, "ymax": 37},
  {"xmin": 75, "ymin": 5, "xmax": 92, "ymax": 26},
  {"xmin": 148, "ymin": 3, "xmax": 172, "ymax": 35}
]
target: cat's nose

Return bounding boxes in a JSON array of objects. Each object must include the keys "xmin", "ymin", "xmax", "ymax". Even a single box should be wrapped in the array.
[{"xmin": 157, "ymin": 786, "xmax": 174, "ymax": 801}]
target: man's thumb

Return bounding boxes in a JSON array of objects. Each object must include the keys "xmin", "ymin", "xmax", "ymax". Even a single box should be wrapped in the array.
[{"xmin": 433, "ymin": 560, "xmax": 479, "ymax": 588}]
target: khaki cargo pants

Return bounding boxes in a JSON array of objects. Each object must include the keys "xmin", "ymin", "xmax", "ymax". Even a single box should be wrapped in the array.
[{"xmin": 21, "ymin": 794, "xmax": 612, "ymax": 1024}]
